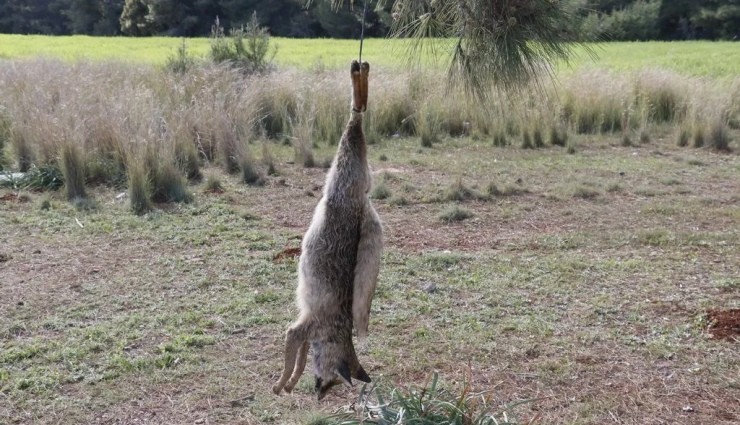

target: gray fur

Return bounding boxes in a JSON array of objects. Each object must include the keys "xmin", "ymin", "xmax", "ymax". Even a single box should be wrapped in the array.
[{"xmin": 272, "ymin": 61, "xmax": 382, "ymax": 400}]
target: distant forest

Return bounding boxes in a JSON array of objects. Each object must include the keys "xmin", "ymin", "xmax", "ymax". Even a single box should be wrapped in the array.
[{"xmin": 0, "ymin": 1, "xmax": 737, "ymax": 40}]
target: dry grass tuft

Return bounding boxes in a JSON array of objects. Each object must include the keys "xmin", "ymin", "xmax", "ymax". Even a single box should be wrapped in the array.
[{"xmin": 60, "ymin": 142, "xmax": 86, "ymax": 201}]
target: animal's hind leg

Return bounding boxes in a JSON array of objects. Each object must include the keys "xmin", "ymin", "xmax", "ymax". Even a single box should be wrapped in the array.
[
  {"xmin": 283, "ymin": 340, "xmax": 308, "ymax": 393},
  {"xmin": 351, "ymin": 60, "xmax": 362, "ymax": 112},
  {"xmin": 272, "ymin": 321, "xmax": 311, "ymax": 395},
  {"xmin": 360, "ymin": 62, "xmax": 369, "ymax": 112}
]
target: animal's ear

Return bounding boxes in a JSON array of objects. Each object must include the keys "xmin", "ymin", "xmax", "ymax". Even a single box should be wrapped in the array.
[
  {"xmin": 336, "ymin": 360, "xmax": 353, "ymax": 386},
  {"xmin": 354, "ymin": 364, "xmax": 371, "ymax": 383}
]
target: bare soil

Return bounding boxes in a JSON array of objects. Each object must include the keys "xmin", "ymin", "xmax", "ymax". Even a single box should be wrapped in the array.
[{"xmin": 707, "ymin": 309, "xmax": 740, "ymax": 341}]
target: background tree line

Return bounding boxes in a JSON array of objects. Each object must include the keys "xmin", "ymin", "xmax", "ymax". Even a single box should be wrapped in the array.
[{"xmin": 0, "ymin": 0, "xmax": 737, "ymax": 40}]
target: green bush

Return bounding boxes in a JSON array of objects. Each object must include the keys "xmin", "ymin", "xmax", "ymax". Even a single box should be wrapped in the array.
[
  {"xmin": 165, "ymin": 39, "xmax": 198, "ymax": 74},
  {"xmin": 370, "ymin": 182, "xmax": 391, "ymax": 200},
  {"xmin": 239, "ymin": 153, "xmax": 265, "ymax": 186},
  {"xmin": 439, "ymin": 205, "xmax": 474, "ymax": 223},
  {"xmin": 708, "ymin": 119, "xmax": 731, "ymax": 151},
  {"xmin": 152, "ymin": 161, "xmax": 193, "ymax": 203},
  {"xmin": 209, "ymin": 13, "xmax": 276, "ymax": 74}
]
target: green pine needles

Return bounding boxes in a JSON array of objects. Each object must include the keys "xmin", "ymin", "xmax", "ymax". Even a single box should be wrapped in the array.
[{"xmin": 329, "ymin": 0, "xmax": 586, "ymax": 99}]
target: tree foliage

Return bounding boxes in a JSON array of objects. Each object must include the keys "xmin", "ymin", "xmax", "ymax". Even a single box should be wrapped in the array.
[{"xmin": 0, "ymin": 0, "xmax": 736, "ymax": 40}]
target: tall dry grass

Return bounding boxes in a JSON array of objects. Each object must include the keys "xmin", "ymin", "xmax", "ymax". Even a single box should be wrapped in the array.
[{"xmin": 0, "ymin": 59, "xmax": 736, "ymax": 209}]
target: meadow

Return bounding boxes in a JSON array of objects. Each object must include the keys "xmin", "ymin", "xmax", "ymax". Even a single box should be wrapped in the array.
[
  {"xmin": 0, "ymin": 36, "xmax": 739, "ymax": 424},
  {"xmin": 1, "ymin": 34, "xmax": 740, "ymax": 76}
]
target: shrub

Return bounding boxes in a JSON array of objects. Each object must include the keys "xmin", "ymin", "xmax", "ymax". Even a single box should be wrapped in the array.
[
  {"xmin": 209, "ymin": 13, "xmax": 276, "ymax": 74},
  {"xmin": 388, "ymin": 195, "xmax": 408, "ymax": 206},
  {"xmin": 572, "ymin": 185, "xmax": 601, "ymax": 199},
  {"xmin": 521, "ymin": 130, "xmax": 534, "ymax": 149},
  {"xmin": 708, "ymin": 119, "xmax": 731, "ymax": 151},
  {"xmin": 174, "ymin": 137, "xmax": 202, "ymax": 182},
  {"xmin": 85, "ymin": 155, "xmax": 126, "ymax": 187},
  {"xmin": 127, "ymin": 161, "xmax": 151, "ymax": 215},
  {"xmin": 11, "ymin": 132, "xmax": 34, "ymax": 173},
  {"xmin": 23, "ymin": 164, "xmax": 64, "ymax": 191},
  {"xmin": 439, "ymin": 205, "xmax": 473, "ymax": 223},
  {"xmin": 487, "ymin": 182, "xmax": 527, "ymax": 198},
  {"xmin": 60, "ymin": 143, "xmax": 86, "ymax": 201},
  {"xmin": 692, "ymin": 125, "xmax": 705, "ymax": 148},
  {"xmin": 445, "ymin": 178, "xmax": 485, "ymax": 202},
  {"xmin": 370, "ymin": 182, "xmax": 391, "ymax": 200},
  {"xmin": 151, "ymin": 161, "xmax": 192, "ymax": 203},
  {"xmin": 290, "ymin": 109, "xmax": 316, "ymax": 168},
  {"xmin": 261, "ymin": 143, "xmax": 278, "ymax": 176},
  {"xmin": 239, "ymin": 153, "xmax": 265, "ymax": 186},
  {"xmin": 639, "ymin": 128, "xmax": 651, "ymax": 144},
  {"xmin": 533, "ymin": 126, "xmax": 545, "ymax": 148},
  {"xmin": 204, "ymin": 174, "xmax": 224, "ymax": 193},
  {"xmin": 676, "ymin": 128, "xmax": 690, "ymax": 147},
  {"xmin": 416, "ymin": 107, "xmax": 442, "ymax": 148},
  {"xmin": 549, "ymin": 124, "xmax": 568, "ymax": 147},
  {"xmin": 165, "ymin": 39, "xmax": 198, "ymax": 74},
  {"xmin": 493, "ymin": 129, "xmax": 507, "ymax": 147}
]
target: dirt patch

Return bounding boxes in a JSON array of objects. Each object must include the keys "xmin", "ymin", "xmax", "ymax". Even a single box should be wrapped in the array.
[
  {"xmin": 707, "ymin": 309, "xmax": 740, "ymax": 340},
  {"xmin": 273, "ymin": 246, "xmax": 301, "ymax": 262},
  {"xmin": 204, "ymin": 186, "xmax": 224, "ymax": 194},
  {"xmin": 0, "ymin": 192, "xmax": 29, "ymax": 203}
]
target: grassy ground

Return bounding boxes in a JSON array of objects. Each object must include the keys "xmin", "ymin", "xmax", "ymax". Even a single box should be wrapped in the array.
[
  {"xmin": 1, "ymin": 35, "xmax": 739, "ymax": 77},
  {"xmin": 1, "ymin": 127, "xmax": 739, "ymax": 423}
]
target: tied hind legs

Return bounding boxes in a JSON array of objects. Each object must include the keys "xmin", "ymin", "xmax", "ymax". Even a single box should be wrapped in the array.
[{"xmin": 351, "ymin": 60, "xmax": 369, "ymax": 113}]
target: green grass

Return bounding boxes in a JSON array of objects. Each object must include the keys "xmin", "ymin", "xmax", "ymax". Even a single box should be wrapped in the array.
[{"xmin": 1, "ymin": 35, "xmax": 739, "ymax": 77}]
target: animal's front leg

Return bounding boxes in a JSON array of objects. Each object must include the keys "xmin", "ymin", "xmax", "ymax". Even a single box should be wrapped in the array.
[
  {"xmin": 283, "ymin": 340, "xmax": 309, "ymax": 393},
  {"xmin": 352, "ymin": 204, "xmax": 383, "ymax": 342},
  {"xmin": 272, "ymin": 321, "xmax": 311, "ymax": 394}
]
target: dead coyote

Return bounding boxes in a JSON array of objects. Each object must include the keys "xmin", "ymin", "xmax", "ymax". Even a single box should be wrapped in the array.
[{"xmin": 272, "ymin": 60, "xmax": 383, "ymax": 400}]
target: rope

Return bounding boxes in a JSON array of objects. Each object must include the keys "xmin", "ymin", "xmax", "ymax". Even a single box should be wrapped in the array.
[{"xmin": 359, "ymin": 0, "xmax": 368, "ymax": 63}]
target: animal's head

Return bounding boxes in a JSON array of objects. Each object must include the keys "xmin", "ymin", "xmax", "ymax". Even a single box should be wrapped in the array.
[{"xmin": 311, "ymin": 340, "xmax": 371, "ymax": 400}]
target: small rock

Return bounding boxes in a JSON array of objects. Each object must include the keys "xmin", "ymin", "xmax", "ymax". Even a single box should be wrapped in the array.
[{"xmin": 422, "ymin": 282, "xmax": 437, "ymax": 294}]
